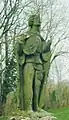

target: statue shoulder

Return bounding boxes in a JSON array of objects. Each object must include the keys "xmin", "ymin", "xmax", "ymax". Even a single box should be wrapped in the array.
[
  {"xmin": 15, "ymin": 34, "xmax": 26, "ymax": 65},
  {"xmin": 38, "ymin": 34, "xmax": 45, "ymax": 41},
  {"xmin": 15, "ymin": 33, "xmax": 29, "ymax": 51},
  {"xmin": 15, "ymin": 33, "xmax": 28, "ymax": 44}
]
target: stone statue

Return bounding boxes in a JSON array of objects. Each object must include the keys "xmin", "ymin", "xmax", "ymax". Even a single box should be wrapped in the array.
[{"xmin": 16, "ymin": 13, "xmax": 51, "ymax": 111}]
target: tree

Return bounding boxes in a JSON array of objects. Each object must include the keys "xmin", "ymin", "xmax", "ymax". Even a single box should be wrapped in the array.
[{"xmin": 0, "ymin": 0, "xmax": 34, "ymax": 104}]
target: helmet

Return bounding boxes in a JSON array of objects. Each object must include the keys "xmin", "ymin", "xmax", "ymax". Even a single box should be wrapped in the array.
[
  {"xmin": 28, "ymin": 15, "xmax": 35, "ymax": 27},
  {"xmin": 33, "ymin": 14, "xmax": 41, "ymax": 26},
  {"xmin": 28, "ymin": 13, "xmax": 41, "ymax": 27}
]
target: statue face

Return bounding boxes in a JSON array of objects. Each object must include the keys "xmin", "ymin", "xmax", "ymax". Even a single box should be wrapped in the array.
[
  {"xmin": 33, "ymin": 15, "xmax": 41, "ymax": 26},
  {"xmin": 28, "ymin": 14, "xmax": 41, "ymax": 28},
  {"xmin": 28, "ymin": 15, "xmax": 35, "ymax": 27}
]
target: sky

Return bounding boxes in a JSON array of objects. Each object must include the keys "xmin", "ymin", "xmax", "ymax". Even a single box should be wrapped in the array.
[{"xmin": 62, "ymin": 0, "xmax": 69, "ymax": 6}]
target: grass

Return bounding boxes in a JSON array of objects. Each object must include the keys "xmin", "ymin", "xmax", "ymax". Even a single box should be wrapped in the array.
[
  {"xmin": 48, "ymin": 107, "xmax": 69, "ymax": 120},
  {"xmin": 0, "ymin": 116, "xmax": 8, "ymax": 120}
]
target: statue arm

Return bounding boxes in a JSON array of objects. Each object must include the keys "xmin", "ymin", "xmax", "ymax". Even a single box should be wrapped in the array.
[
  {"xmin": 42, "ymin": 41, "xmax": 51, "ymax": 62},
  {"xmin": 42, "ymin": 40, "xmax": 51, "ymax": 53},
  {"xmin": 15, "ymin": 41, "xmax": 25, "ymax": 65},
  {"xmin": 16, "ymin": 42, "xmax": 23, "ymax": 56}
]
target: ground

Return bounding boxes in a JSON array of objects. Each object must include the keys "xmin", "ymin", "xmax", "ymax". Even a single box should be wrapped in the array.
[{"xmin": 1, "ymin": 107, "xmax": 69, "ymax": 120}]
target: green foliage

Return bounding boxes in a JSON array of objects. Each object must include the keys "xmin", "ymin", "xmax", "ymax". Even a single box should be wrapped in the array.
[
  {"xmin": 0, "ymin": 117, "xmax": 8, "ymax": 120},
  {"xmin": 45, "ymin": 81, "xmax": 69, "ymax": 109},
  {"xmin": 2, "ymin": 54, "xmax": 16, "ymax": 103},
  {"xmin": 4, "ymin": 91, "xmax": 17, "ymax": 116},
  {"xmin": 4, "ymin": 90, "xmax": 33, "ymax": 116},
  {"xmin": 52, "ymin": 90, "xmax": 56, "ymax": 102}
]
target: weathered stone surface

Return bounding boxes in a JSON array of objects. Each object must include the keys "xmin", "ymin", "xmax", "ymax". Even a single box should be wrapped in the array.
[
  {"xmin": 9, "ymin": 111, "xmax": 57, "ymax": 120},
  {"xmin": 16, "ymin": 13, "xmax": 52, "ymax": 111},
  {"xmin": 9, "ymin": 116, "xmax": 57, "ymax": 120},
  {"xmin": 10, "ymin": 117, "xmax": 16, "ymax": 120}
]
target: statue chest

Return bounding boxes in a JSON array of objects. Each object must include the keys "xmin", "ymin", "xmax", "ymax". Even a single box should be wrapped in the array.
[{"xmin": 23, "ymin": 35, "xmax": 42, "ymax": 55}]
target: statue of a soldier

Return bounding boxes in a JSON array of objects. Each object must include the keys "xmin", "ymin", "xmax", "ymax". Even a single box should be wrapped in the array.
[{"xmin": 16, "ymin": 13, "xmax": 51, "ymax": 111}]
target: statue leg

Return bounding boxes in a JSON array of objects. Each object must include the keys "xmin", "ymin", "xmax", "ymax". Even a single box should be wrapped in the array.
[
  {"xmin": 19, "ymin": 65, "xmax": 24, "ymax": 110},
  {"xmin": 23, "ymin": 63, "xmax": 34, "ymax": 111},
  {"xmin": 17, "ymin": 64, "xmax": 24, "ymax": 110},
  {"xmin": 33, "ymin": 65, "xmax": 43, "ymax": 111}
]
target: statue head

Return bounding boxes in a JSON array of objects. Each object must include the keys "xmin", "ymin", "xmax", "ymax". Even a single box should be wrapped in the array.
[
  {"xmin": 28, "ymin": 13, "xmax": 41, "ymax": 28},
  {"xmin": 33, "ymin": 13, "xmax": 41, "ymax": 26},
  {"xmin": 28, "ymin": 14, "xmax": 35, "ymax": 28}
]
